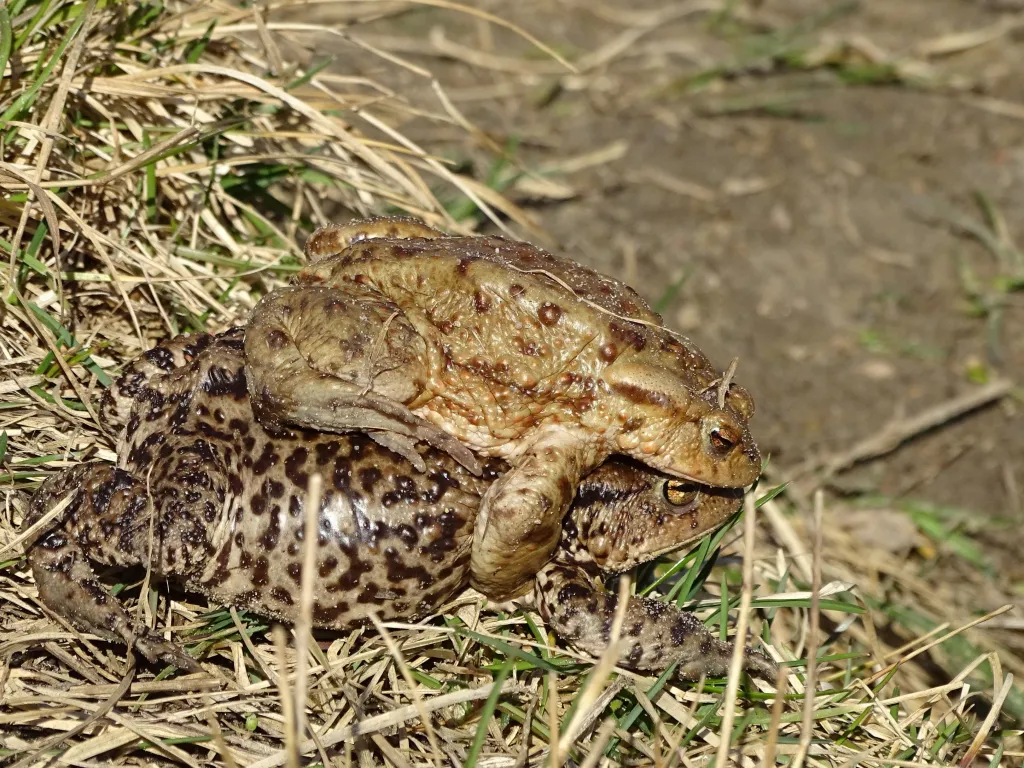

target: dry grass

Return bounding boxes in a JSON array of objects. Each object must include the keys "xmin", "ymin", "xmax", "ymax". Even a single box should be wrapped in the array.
[{"xmin": 0, "ymin": 0, "xmax": 1021, "ymax": 765}]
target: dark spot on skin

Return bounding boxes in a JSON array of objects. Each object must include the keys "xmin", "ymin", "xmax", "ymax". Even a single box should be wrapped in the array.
[
  {"xmin": 465, "ymin": 356, "xmax": 491, "ymax": 375},
  {"xmin": 388, "ymin": 244, "xmax": 418, "ymax": 258},
  {"xmin": 608, "ymin": 321, "xmax": 646, "ymax": 352},
  {"xmin": 436, "ymin": 319, "xmax": 454, "ymax": 335},
  {"xmin": 395, "ymin": 475, "xmax": 416, "ymax": 496},
  {"xmin": 312, "ymin": 602, "xmax": 347, "ymax": 624},
  {"xmin": 509, "ymin": 283, "xmax": 525, "ymax": 298},
  {"xmin": 557, "ymin": 582, "xmax": 590, "ymax": 604},
  {"xmin": 228, "ymin": 418, "xmax": 249, "ymax": 435},
  {"xmin": 356, "ymin": 583, "xmax": 388, "ymax": 604},
  {"xmin": 670, "ymin": 616, "xmax": 697, "ymax": 646},
  {"xmin": 251, "ymin": 494, "xmax": 267, "ymax": 516},
  {"xmin": 315, "ymin": 441, "xmax": 340, "ymax": 465},
  {"xmin": 335, "ymin": 568, "xmax": 360, "ymax": 592},
  {"xmin": 395, "ymin": 524, "xmax": 419, "ymax": 548},
  {"xmin": 599, "ymin": 342, "xmax": 618, "ymax": 362},
  {"xmin": 359, "ymin": 467, "xmax": 382, "ymax": 493},
  {"xmin": 144, "ymin": 345, "xmax": 178, "ymax": 371},
  {"xmin": 287, "ymin": 562, "xmax": 302, "ymax": 585},
  {"xmin": 252, "ymin": 557, "xmax": 270, "ymax": 587},
  {"xmin": 456, "ymin": 256, "xmax": 478, "ymax": 275},
  {"xmin": 271, "ymin": 587, "xmax": 294, "ymax": 606},
  {"xmin": 538, "ymin": 302, "xmax": 562, "ymax": 326},
  {"xmin": 627, "ymin": 643, "xmax": 645, "ymax": 667},
  {"xmin": 260, "ymin": 513, "xmax": 281, "ymax": 549},
  {"xmin": 515, "ymin": 337, "xmax": 542, "ymax": 357},
  {"xmin": 556, "ymin": 474, "xmax": 573, "ymax": 504},
  {"xmin": 422, "ymin": 468, "xmax": 455, "ymax": 503},
  {"xmin": 253, "ymin": 444, "xmax": 278, "ymax": 476},
  {"xmin": 474, "ymin": 290, "xmax": 491, "ymax": 313},
  {"xmin": 325, "ymin": 298, "xmax": 345, "ymax": 315},
  {"xmin": 333, "ymin": 460, "xmax": 352, "ymax": 491},
  {"xmin": 608, "ymin": 381, "xmax": 672, "ymax": 409},
  {"xmin": 284, "ymin": 447, "xmax": 309, "ymax": 488},
  {"xmin": 420, "ymin": 509, "xmax": 465, "ymax": 562},
  {"xmin": 319, "ymin": 556, "xmax": 338, "ymax": 577}
]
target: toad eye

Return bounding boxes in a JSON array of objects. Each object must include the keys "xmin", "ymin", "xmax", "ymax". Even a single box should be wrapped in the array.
[
  {"xmin": 707, "ymin": 423, "xmax": 741, "ymax": 457},
  {"xmin": 663, "ymin": 480, "xmax": 700, "ymax": 508}
]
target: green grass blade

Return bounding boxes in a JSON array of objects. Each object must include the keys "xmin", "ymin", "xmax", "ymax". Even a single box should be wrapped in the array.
[
  {"xmin": 0, "ymin": 4, "xmax": 88, "ymax": 126},
  {"xmin": 464, "ymin": 660, "xmax": 513, "ymax": 768},
  {"xmin": 0, "ymin": 4, "xmax": 12, "ymax": 85}
]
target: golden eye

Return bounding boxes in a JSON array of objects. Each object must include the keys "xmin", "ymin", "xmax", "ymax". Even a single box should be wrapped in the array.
[
  {"xmin": 663, "ymin": 480, "xmax": 700, "ymax": 507},
  {"xmin": 707, "ymin": 423, "xmax": 741, "ymax": 456}
]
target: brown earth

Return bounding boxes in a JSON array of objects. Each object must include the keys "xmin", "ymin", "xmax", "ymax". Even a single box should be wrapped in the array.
[{"xmin": 302, "ymin": 1, "xmax": 1024, "ymax": 580}]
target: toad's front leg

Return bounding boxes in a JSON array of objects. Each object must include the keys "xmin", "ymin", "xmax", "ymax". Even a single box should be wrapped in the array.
[
  {"xmin": 535, "ymin": 557, "xmax": 777, "ymax": 681},
  {"xmin": 470, "ymin": 429, "xmax": 599, "ymax": 601},
  {"xmin": 22, "ymin": 464, "xmax": 204, "ymax": 672},
  {"xmin": 245, "ymin": 283, "xmax": 480, "ymax": 474}
]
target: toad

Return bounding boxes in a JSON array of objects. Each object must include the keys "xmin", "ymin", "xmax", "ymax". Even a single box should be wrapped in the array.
[
  {"xmin": 23, "ymin": 330, "xmax": 775, "ymax": 680},
  {"xmin": 245, "ymin": 217, "xmax": 761, "ymax": 600}
]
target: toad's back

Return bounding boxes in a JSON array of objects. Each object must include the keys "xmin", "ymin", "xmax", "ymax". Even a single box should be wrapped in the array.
[{"xmin": 301, "ymin": 233, "xmax": 722, "ymax": 392}]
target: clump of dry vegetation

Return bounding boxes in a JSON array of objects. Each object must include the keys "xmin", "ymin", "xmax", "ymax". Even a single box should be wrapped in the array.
[{"xmin": 0, "ymin": 1, "xmax": 1020, "ymax": 765}]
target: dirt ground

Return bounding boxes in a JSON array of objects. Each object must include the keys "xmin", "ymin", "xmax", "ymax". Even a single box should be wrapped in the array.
[{"xmin": 306, "ymin": 0, "xmax": 1024, "ymax": 582}]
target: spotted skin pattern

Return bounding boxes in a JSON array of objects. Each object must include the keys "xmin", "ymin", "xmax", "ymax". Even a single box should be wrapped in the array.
[
  {"xmin": 23, "ymin": 330, "xmax": 774, "ymax": 680},
  {"xmin": 246, "ymin": 217, "xmax": 762, "ymax": 601}
]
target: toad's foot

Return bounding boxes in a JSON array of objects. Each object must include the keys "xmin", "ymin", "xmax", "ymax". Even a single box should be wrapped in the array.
[
  {"xmin": 24, "ymin": 464, "xmax": 204, "ymax": 673},
  {"xmin": 470, "ymin": 430, "xmax": 598, "ymax": 601},
  {"xmin": 304, "ymin": 217, "xmax": 448, "ymax": 264},
  {"xmin": 245, "ymin": 283, "xmax": 480, "ymax": 474},
  {"xmin": 535, "ymin": 558, "xmax": 777, "ymax": 681}
]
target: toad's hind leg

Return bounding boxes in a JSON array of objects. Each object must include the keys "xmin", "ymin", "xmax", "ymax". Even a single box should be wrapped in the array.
[
  {"xmin": 100, "ymin": 331, "xmax": 227, "ymax": 430},
  {"xmin": 535, "ymin": 558, "xmax": 777, "ymax": 681},
  {"xmin": 245, "ymin": 283, "xmax": 480, "ymax": 474},
  {"xmin": 23, "ymin": 463, "xmax": 211, "ymax": 672}
]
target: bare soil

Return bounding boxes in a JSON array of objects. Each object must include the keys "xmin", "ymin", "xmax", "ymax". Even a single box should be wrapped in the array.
[{"xmin": 311, "ymin": 0, "xmax": 1024, "ymax": 579}]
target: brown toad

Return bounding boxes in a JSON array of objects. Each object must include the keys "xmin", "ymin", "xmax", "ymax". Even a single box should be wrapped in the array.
[
  {"xmin": 246, "ymin": 217, "xmax": 761, "ymax": 600},
  {"xmin": 22, "ymin": 329, "xmax": 774, "ymax": 681}
]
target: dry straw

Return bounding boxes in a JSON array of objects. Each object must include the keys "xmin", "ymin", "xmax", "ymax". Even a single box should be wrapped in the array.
[{"xmin": 0, "ymin": 0, "xmax": 1019, "ymax": 765}]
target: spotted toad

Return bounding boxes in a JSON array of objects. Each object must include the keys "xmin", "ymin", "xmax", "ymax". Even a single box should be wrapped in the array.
[
  {"xmin": 246, "ymin": 217, "xmax": 761, "ymax": 600},
  {"xmin": 23, "ymin": 330, "xmax": 774, "ymax": 680}
]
